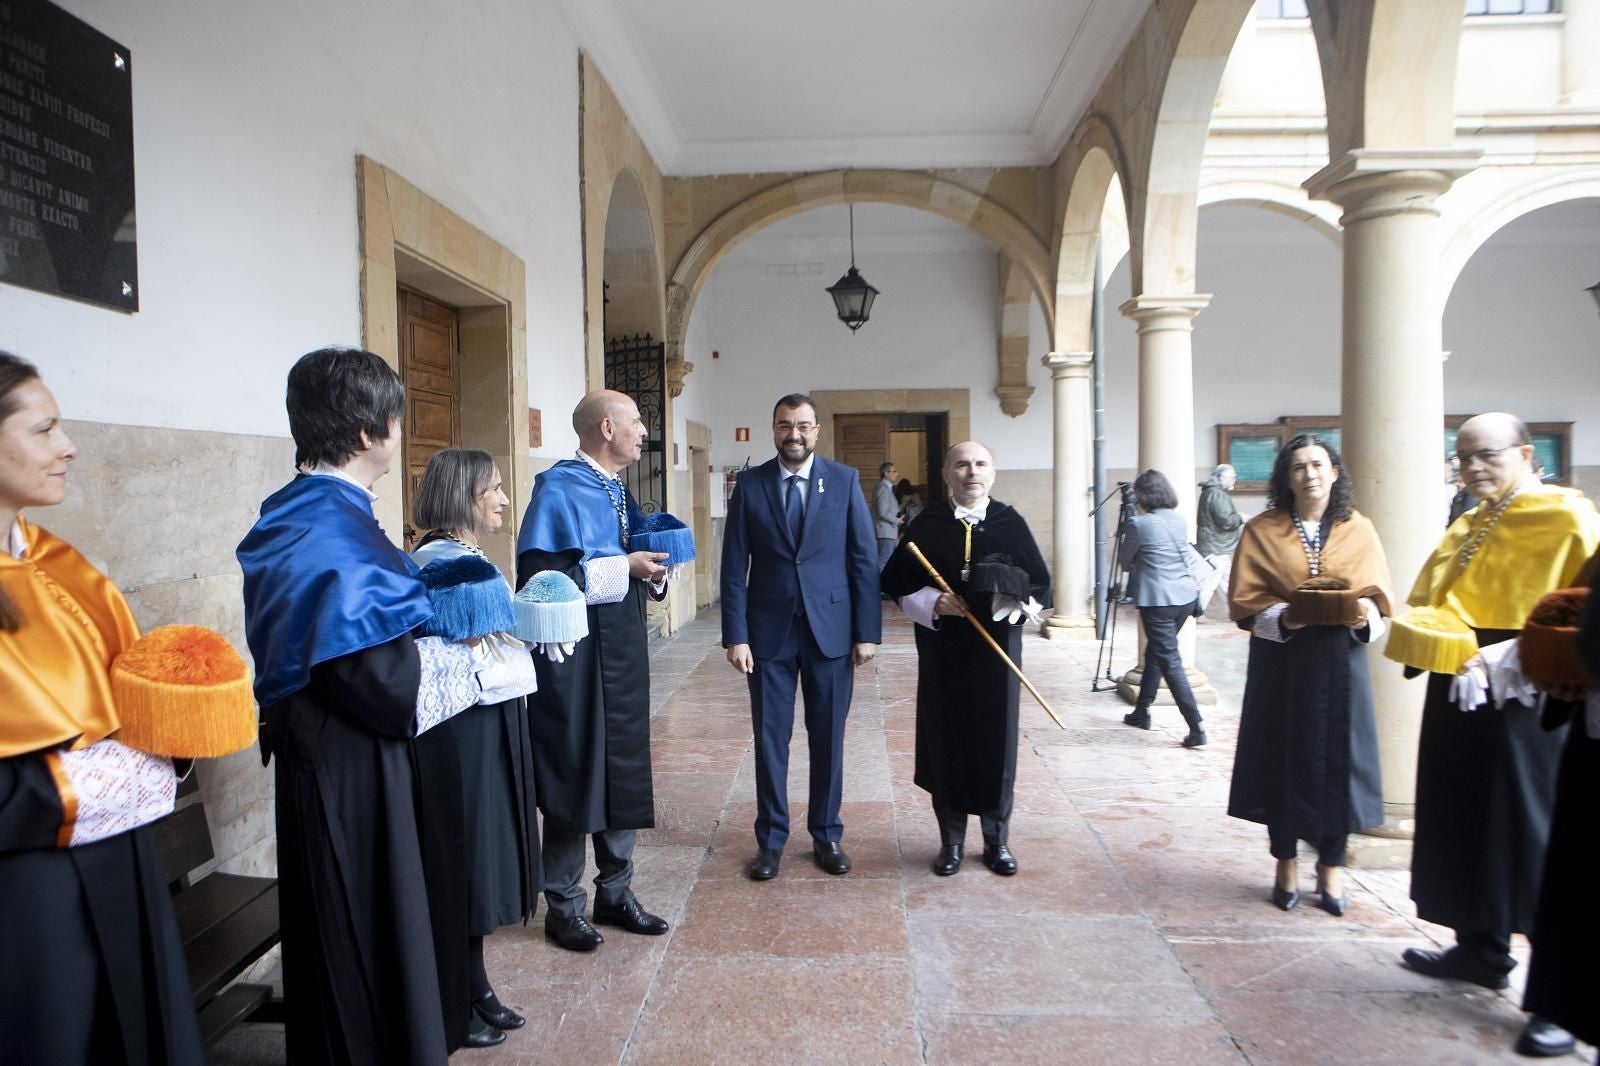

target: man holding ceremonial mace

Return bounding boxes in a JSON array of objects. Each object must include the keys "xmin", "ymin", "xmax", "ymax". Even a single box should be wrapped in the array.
[{"xmin": 882, "ymin": 442, "xmax": 1050, "ymax": 877}]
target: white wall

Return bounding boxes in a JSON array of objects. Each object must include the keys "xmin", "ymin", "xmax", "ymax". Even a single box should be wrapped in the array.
[
  {"xmin": 1443, "ymin": 200, "xmax": 1600, "ymax": 454},
  {"xmin": 0, "ymin": 0, "xmax": 586, "ymax": 458},
  {"xmin": 676, "ymin": 204, "xmax": 1053, "ymax": 472}
]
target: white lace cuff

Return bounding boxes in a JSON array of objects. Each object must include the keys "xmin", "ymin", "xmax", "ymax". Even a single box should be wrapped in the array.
[
  {"xmin": 899, "ymin": 585, "xmax": 943, "ymax": 630},
  {"xmin": 415, "ymin": 636, "xmax": 479, "ymax": 734},
  {"xmin": 582, "ymin": 554, "xmax": 630, "ymax": 605},
  {"xmin": 57, "ymin": 739, "xmax": 177, "ymax": 848},
  {"xmin": 1252, "ymin": 603, "xmax": 1292, "ymax": 643}
]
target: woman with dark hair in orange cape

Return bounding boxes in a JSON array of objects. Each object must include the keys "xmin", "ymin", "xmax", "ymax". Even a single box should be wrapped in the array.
[{"xmin": 1227, "ymin": 434, "xmax": 1393, "ymax": 916}]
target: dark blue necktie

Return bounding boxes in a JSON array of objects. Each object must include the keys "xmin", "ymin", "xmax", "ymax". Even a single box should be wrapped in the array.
[{"xmin": 785, "ymin": 474, "xmax": 804, "ymax": 543}]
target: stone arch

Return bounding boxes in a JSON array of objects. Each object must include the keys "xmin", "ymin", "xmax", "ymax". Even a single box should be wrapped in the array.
[
  {"xmin": 1198, "ymin": 180, "xmax": 1343, "ymax": 246},
  {"xmin": 1441, "ymin": 171, "xmax": 1600, "ymax": 293},
  {"xmin": 1055, "ymin": 119, "xmax": 1133, "ymax": 354},
  {"xmin": 665, "ymin": 170, "xmax": 1055, "ymax": 370},
  {"xmin": 601, "ymin": 167, "xmax": 665, "ymax": 343},
  {"xmin": 1138, "ymin": 0, "xmax": 1258, "ymax": 296}
]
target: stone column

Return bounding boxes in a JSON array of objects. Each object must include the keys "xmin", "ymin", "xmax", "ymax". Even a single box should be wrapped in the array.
[
  {"xmin": 1042, "ymin": 352, "xmax": 1095, "ymax": 636},
  {"xmin": 1305, "ymin": 149, "xmax": 1478, "ymax": 856},
  {"xmin": 1115, "ymin": 295, "xmax": 1215, "ymax": 706}
]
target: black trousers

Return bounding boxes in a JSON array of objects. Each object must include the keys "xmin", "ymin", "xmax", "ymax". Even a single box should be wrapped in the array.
[
  {"xmin": 932, "ymin": 794, "xmax": 1012, "ymax": 848},
  {"xmin": 1268, "ymin": 823, "xmax": 1348, "ymax": 866},
  {"xmin": 1135, "ymin": 603, "xmax": 1202, "ymax": 726},
  {"xmin": 1453, "ymin": 928, "xmax": 1515, "ymax": 975}
]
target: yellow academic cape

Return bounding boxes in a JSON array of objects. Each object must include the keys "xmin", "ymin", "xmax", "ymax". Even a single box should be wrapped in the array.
[
  {"xmin": 1408, "ymin": 485, "xmax": 1600, "ymax": 629},
  {"xmin": 0, "ymin": 517, "xmax": 139, "ymax": 758}
]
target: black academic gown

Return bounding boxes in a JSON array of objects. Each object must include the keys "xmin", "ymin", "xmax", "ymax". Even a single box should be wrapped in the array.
[
  {"xmin": 1410, "ymin": 627, "xmax": 1566, "ymax": 937},
  {"xmin": 0, "ymin": 756, "xmax": 203, "ymax": 1066},
  {"xmin": 881, "ymin": 500, "xmax": 1051, "ymax": 814},
  {"xmin": 1228, "ymin": 625, "xmax": 1384, "ymax": 839},
  {"xmin": 517, "ymin": 549, "xmax": 655, "ymax": 834},
  {"xmin": 262, "ymin": 633, "xmax": 451, "ymax": 1066},
  {"xmin": 1521, "ymin": 703, "xmax": 1598, "ymax": 1043}
]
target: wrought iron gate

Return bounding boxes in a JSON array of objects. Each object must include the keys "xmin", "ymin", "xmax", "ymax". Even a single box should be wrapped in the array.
[{"xmin": 603, "ymin": 333, "xmax": 667, "ymax": 515}]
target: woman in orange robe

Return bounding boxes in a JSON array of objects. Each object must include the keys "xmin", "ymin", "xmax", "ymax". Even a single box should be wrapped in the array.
[{"xmin": 0, "ymin": 352, "xmax": 203, "ymax": 1064}]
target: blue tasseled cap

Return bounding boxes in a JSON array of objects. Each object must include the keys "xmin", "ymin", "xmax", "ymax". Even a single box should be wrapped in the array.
[
  {"xmin": 631, "ymin": 512, "xmax": 696, "ymax": 564},
  {"xmin": 514, "ymin": 570, "xmax": 590, "ymax": 644},
  {"xmin": 416, "ymin": 555, "xmax": 516, "ymax": 641}
]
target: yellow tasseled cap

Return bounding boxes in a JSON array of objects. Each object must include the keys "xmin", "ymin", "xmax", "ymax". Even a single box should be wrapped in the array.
[
  {"xmin": 110, "ymin": 626, "xmax": 258, "ymax": 758},
  {"xmin": 1384, "ymin": 606, "xmax": 1480, "ymax": 675}
]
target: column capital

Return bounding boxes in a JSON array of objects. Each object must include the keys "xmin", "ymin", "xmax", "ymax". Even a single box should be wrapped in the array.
[
  {"xmin": 1304, "ymin": 148, "xmax": 1481, "ymax": 220},
  {"xmin": 1119, "ymin": 294, "xmax": 1211, "ymax": 329},
  {"xmin": 1042, "ymin": 351, "xmax": 1093, "ymax": 378}
]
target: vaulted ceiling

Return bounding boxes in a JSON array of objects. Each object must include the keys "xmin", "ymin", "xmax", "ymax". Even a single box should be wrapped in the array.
[{"xmin": 561, "ymin": 0, "xmax": 1155, "ymax": 175}]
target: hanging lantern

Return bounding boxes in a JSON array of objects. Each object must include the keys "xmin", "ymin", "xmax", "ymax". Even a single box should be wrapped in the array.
[{"xmin": 825, "ymin": 203, "xmax": 880, "ymax": 332}]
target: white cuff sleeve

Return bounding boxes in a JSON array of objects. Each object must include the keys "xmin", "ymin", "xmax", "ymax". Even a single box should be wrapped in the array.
[
  {"xmin": 1353, "ymin": 598, "xmax": 1386, "ymax": 645},
  {"xmin": 1480, "ymin": 638, "xmax": 1538, "ymax": 709},
  {"xmin": 582, "ymin": 554, "xmax": 631, "ymax": 605},
  {"xmin": 1252, "ymin": 603, "xmax": 1292, "ymax": 643},
  {"xmin": 57, "ymin": 739, "xmax": 177, "ymax": 848},
  {"xmin": 899, "ymin": 585, "xmax": 943, "ymax": 630},
  {"xmin": 414, "ymin": 636, "xmax": 479, "ymax": 734}
]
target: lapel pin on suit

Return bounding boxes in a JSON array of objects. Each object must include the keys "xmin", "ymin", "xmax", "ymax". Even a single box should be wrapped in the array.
[{"xmin": 817, "ymin": 476, "xmax": 825, "ymax": 494}]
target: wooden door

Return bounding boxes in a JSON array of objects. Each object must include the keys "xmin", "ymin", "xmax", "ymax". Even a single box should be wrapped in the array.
[
  {"xmin": 398, "ymin": 287, "xmax": 461, "ymax": 543},
  {"xmin": 834, "ymin": 413, "xmax": 891, "ymax": 504}
]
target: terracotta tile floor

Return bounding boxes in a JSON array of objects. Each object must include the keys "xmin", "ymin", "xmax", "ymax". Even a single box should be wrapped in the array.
[{"xmin": 212, "ymin": 605, "xmax": 1591, "ymax": 1064}]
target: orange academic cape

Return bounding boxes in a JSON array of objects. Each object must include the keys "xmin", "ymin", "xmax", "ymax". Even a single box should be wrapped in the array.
[{"xmin": 0, "ymin": 517, "xmax": 139, "ymax": 759}]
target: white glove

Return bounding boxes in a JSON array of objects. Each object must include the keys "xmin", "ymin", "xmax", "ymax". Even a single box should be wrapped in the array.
[
  {"xmin": 540, "ymin": 641, "xmax": 576, "ymax": 663},
  {"xmin": 668, "ymin": 563, "xmax": 686, "ymax": 585},
  {"xmin": 1450, "ymin": 655, "xmax": 1490, "ymax": 712},
  {"xmin": 991, "ymin": 594, "xmax": 1045, "ymax": 625}
]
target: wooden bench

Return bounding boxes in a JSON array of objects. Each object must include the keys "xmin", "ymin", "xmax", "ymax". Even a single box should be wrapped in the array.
[{"xmin": 148, "ymin": 772, "xmax": 283, "ymax": 1048}]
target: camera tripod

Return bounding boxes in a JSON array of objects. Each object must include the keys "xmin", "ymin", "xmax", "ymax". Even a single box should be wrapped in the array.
[{"xmin": 1090, "ymin": 481, "xmax": 1136, "ymax": 692}]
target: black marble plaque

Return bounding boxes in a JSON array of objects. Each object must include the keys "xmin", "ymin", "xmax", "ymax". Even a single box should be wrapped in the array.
[{"xmin": 0, "ymin": 0, "xmax": 137, "ymax": 311}]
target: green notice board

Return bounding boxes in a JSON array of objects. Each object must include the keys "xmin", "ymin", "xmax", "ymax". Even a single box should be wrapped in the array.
[{"xmin": 1228, "ymin": 435, "xmax": 1281, "ymax": 484}]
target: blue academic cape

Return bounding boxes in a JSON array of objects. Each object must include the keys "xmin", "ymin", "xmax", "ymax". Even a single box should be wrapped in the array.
[
  {"xmin": 238, "ymin": 474, "xmax": 432, "ymax": 706},
  {"xmin": 516, "ymin": 460, "xmax": 642, "ymax": 565}
]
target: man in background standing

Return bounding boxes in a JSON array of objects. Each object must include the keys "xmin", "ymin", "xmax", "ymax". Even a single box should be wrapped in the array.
[
  {"xmin": 874, "ymin": 461, "xmax": 900, "ymax": 571},
  {"xmin": 1197, "ymin": 463, "xmax": 1243, "ymax": 611}
]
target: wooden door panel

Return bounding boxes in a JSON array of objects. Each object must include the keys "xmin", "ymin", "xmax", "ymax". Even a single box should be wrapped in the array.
[
  {"xmin": 398, "ymin": 286, "xmax": 461, "ymax": 545},
  {"xmin": 833, "ymin": 413, "xmax": 891, "ymax": 503}
]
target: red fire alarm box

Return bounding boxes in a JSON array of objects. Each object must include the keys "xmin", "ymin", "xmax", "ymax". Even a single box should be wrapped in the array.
[{"xmin": 735, "ymin": 427, "xmax": 750, "ymax": 442}]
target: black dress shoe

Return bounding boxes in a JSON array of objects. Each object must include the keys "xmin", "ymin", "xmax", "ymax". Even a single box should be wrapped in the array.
[
  {"xmin": 932, "ymin": 844, "xmax": 963, "ymax": 876},
  {"xmin": 1271, "ymin": 884, "xmax": 1300, "ymax": 911},
  {"xmin": 544, "ymin": 914, "xmax": 604, "ymax": 951},
  {"xmin": 1317, "ymin": 892, "xmax": 1348, "ymax": 917},
  {"xmin": 1122, "ymin": 711, "xmax": 1152, "ymax": 730},
  {"xmin": 593, "ymin": 896, "xmax": 669, "ymax": 936},
  {"xmin": 1181, "ymin": 729, "xmax": 1207, "ymax": 748},
  {"xmin": 473, "ymin": 992, "xmax": 526, "ymax": 1031},
  {"xmin": 981, "ymin": 843, "xmax": 1018, "ymax": 876},
  {"xmin": 813, "ymin": 841, "xmax": 851, "ymax": 875},
  {"xmin": 1515, "ymin": 1016, "xmax": 1576, "ymax": 1058},
  {"xmin": 747, "ymin": 848, "xmax": 782, "ymax": 881},
  {"xmin": 1400, "ymin": 946, "xmax": 1510, "ymax": 990},
  {"xmin": 463, "ymin": 1013, "xmax": 507, "ymax": 1048}
]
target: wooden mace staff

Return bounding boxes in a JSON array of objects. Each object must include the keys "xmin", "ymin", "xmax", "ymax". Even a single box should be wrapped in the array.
[{"xmin": 905, "ymin": 541, "xmax": 1064, "ymax": 729}]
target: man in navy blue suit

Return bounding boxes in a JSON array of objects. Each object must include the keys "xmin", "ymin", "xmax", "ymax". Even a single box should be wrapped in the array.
[{"xmin": 721, "ymin": 393, "xmax": 882, "ymax": 880}]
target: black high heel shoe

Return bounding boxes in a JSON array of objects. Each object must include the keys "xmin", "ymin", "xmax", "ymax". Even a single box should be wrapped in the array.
[
  {"xmin": 1272, "ymin": 884, "xmax": 1300, "ymax": 911},
  {"xmin": 473, "ymin": 991, "xmax": 526, "ymax": 1030},
  {"xmin": 1315, "ymin": 864, "xmax": 1347, "ymax": 916}
]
